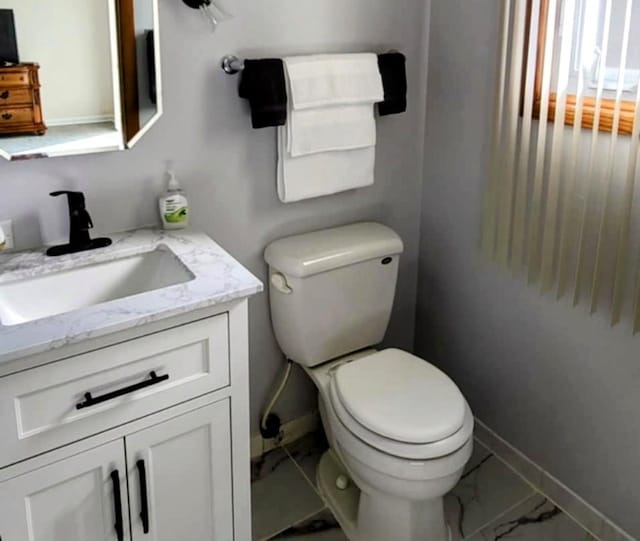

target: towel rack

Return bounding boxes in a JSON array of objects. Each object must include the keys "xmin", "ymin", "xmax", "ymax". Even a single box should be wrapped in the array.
[
  {"xmin": 221, "ymin": 55, "xmax": 244, "ymax": 74},
  {"xmin": 221, "ymin": 50, "xmax": 402, "ymax": 76}
]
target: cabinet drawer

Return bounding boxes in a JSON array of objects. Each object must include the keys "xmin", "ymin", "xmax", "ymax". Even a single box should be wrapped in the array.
[
  {"xmin": 0, "ymin": 315, "xmax": 230, "ymax": 468},
  {"xmin": 0, "ymin": 106, "xmax": 34, "ymax": 125},
  {"xmin": 0, "ymin": 71, "xmax": 30, "ymax": 86},
  {"xmin": 0, "ymin": 88, "xmax": 33, "ymax": 105}
]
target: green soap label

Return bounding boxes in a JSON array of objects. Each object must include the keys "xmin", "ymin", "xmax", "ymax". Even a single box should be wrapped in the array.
[{"xmin": 164, "ymin": 207, "xmax": 188, "ymax": 223}]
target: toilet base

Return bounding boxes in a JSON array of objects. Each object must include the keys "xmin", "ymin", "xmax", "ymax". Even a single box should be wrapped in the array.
[
  {"xmin": 316, "ymin": 449, "xmax": 452, "ymax": 541},
  {"xmin": 317, "ymin": 449, "xmax": 359, "ymax": 539}
]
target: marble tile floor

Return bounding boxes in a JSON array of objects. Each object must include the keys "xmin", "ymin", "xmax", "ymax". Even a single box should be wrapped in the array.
[{"xmin": 251, "ymin": 432, "xmax": 599, "ymax": 541}]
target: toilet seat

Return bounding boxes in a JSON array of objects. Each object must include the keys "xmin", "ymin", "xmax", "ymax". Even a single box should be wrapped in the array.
[
  {"xmin": 331, "ymin": 382, "xmax": 473, "ymax": 460},
  {"xmin": 329, "ymin": 349, "xmax": 473, "ymax": 460},
  {"xmin": 323, "ymin": 388, "xmax": 474, "ymax": 483}
]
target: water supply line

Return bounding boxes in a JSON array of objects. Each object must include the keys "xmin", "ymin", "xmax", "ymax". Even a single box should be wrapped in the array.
[{"xmin": 260, "ymin": 357, "xmax": 293, "ymax": 437}]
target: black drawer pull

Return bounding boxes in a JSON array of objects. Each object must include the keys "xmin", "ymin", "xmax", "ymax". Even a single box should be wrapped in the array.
[
  {"xmin": 111, "ymin": 470, "xmax": 124, "ymax": 541},
  {"xmin": 76, "ymin": 371, "xmax": 169, "ymax": 410},
  {"xmin": 1, "ymin": 113, "xmax": 13, "ymax": 121},
  {"xmin": 0, "ymin": 90, "xmax": 9, "ymax": 99},
  {"xmin": 137, "ymin": 459, "xmax": 150, "ymax": 534}
]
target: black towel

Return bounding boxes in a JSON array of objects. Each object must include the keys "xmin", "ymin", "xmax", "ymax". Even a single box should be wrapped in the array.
[
  {"xmin": 378, "ymin": 53, "xmax": 407, "ymax": 116},
  {"xmin": 239, "ymin": 59, "xmax": 287, "ymax": 129}
]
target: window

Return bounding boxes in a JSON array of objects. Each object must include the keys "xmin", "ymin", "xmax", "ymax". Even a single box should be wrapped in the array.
[
  {"xmin": 484, "ymin": 0, "xmax": 640, "ymax": 332},
  {"xmin": 531, "ymin": 0, "xmax": 640, "ymax": 134}
]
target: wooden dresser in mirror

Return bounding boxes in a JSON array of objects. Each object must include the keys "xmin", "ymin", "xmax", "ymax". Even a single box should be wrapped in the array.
[{"xmin": 0, "ymin": 64, "xmax": 46, "ymax": 136}]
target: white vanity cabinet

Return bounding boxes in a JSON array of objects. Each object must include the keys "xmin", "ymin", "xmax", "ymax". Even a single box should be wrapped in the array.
[
  {"xmin": 0, "ymin": 439, "xmax": 131, "ymax": 541},
  {"xmin": 0, "ymin": 300, "xmax": 252, "ymax": 541},
  {"xmin": 125, "ymin": 400, "xmax": 233, "ymax": 541}
]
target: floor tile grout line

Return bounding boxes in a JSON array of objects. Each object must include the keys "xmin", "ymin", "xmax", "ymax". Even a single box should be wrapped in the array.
[
  {"xmin": 253, "ymin": 446, "xmax": 326, "ymax": 541},
  {"xmin": 282, "ymin": 442, "xmax": 325, "ymax": 498},
  {"xmin": 529, "ymin": 487, "xmax": 604, "ymax": 541},
  {"xmin": 474, "ymin": 439, "xmax": 605, "ymax": 541},
  {"xmin": 259, "ymin": 505, "xmax": 330, "ymax": 541},
  {"xmin": 461, "ymin": 492, "xmax": 540, "ymax": 540}
]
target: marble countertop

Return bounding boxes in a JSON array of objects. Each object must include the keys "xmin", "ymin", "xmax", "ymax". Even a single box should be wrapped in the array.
[{"xmin": 0, "ymin": 229, "xmax": 263, "ymax": 365}]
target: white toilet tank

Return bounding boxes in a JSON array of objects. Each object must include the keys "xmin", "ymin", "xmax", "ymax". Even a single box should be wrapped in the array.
[{"xmin": 264, "ymin": 222, "xmax": 404, "ymax": 367}]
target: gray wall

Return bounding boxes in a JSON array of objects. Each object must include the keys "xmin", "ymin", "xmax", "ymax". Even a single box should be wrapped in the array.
[
  {"xmin": 416, "ymin": 0, "xmax": 640, "ymax": 537},
  {"xmin": 0, "ymin": 0, "xmax": 430, "ymax": 435}
]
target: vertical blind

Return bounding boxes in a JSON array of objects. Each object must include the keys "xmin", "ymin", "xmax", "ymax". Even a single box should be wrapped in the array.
[{"xmin": 484, "ymin": 0, "xmax": 640, "ymax": 333}]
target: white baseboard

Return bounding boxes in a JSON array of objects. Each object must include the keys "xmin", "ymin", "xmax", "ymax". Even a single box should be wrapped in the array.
[
  {"xmin": 48, "ymin": 115, "xmax": 114, "ymax": 127},
  {"xmin": 250, "ymin": 412, "xmax": 319, "ymax": 460},
  {"xmin": 474, "ymin": 418, "xmax": 635, "ymax": 541}
]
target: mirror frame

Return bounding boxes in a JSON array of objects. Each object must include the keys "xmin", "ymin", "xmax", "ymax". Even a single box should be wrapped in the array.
[{"xmin": 117, "ymin": 0, "xmax": 163, "ymax": 149}]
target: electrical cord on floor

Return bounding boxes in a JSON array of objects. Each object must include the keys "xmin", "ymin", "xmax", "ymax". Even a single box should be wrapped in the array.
[{"xmin": 260, "ymin": 357, "xmax": 293, "ymax": 434}]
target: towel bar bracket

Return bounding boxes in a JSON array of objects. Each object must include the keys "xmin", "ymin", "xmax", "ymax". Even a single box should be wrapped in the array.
[{"xmin": 222, "ymin": 55, "xmax": 244, "ymax": 75}]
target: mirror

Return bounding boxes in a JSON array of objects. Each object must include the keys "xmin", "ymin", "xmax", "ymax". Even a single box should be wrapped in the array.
[{"xmin": 0, "ymin": 0, "xmax": 162, "ymax": 160}]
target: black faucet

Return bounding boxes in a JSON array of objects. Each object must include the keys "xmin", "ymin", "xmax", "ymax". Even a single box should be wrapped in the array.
[{"xmin": 46, "ymin": 191, "xmax": 112, "ymax": 257}]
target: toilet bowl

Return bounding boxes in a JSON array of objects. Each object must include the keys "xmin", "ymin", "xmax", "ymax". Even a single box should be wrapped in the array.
[
  {"xmin": 306, "ymin": 350, "xmax": 473, "ymax": 541},
  {"xmin": 264, "ymin": 223, "xmax": 473, "ymax": 541}
]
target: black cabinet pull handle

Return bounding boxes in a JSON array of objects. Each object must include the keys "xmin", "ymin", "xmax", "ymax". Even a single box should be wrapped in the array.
[
  {"xmin": 0, "ymin": 90, "xmax": 9, "ymax": 99},
  {"xmin": 137, "ymin": 459, "xmax": 150, "ymax": 534},
  {"xmin": 110, "ymin": 470, "xmax": 124, "ymax": 541},
  {"xmin": 76, "ymin": 371, "xmax": 169, "ymax": 410},
  {"xmin": 2, "ymin": 113, "xmax": 12, "ymax": 120}
]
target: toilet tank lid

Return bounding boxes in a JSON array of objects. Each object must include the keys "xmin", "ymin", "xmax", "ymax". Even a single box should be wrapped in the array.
[{"xmin": 264, "ymin": 222, "xmax": 404, "ymax": 278}]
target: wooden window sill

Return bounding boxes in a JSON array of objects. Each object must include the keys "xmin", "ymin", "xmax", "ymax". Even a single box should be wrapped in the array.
[{"xmin": 533, "ymin": 95, "xmax": 636, "ymax": 136}]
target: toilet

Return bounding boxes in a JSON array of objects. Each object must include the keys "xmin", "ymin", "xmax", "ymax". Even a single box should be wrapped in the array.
[{"xmin": 265, "ymin": 222, "xmax": 473, "ymax": 541}]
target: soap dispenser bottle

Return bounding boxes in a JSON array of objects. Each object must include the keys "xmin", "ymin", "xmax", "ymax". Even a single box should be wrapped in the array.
[{"xmin": 159, "ymin": 169, "xmax": 189, "ymax": 230}]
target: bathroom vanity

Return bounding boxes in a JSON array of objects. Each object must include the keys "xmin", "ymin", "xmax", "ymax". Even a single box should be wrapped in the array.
[{"xmin": 0, "ymin": 229, "xmax": 262, "ymax": 541}]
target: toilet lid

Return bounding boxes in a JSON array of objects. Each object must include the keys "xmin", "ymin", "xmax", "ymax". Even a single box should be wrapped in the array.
[{"xmin": 333, "ymin": 349, "xmax": 467, "ymax": 444}]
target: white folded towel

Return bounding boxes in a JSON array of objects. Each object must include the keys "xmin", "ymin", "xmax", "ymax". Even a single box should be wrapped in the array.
[
  {"xmin": 277, "ymin": 53, "xmax": 382, "ymax": 203},
  {"xmin": 284, "ymin": 54, "xmax": 383, "ymax": 157},
  {"xmin": 277, "ymin": 127, "xmax": 375, "ymax": 203},
  {"xmin": 287, "ymin": 104, "xmax": 377, "ymax": 157},
  {"xmin": 285, "ymin": 54, "xmax": 384, "ymax": 109}
]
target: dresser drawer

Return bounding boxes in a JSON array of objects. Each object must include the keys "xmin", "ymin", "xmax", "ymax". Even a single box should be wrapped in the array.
[
  {"xmin": 0, "ymin": 88, "xmax": 32, "ymax": 105},
  {"xmin": 0, "ymin": 315, "xmax": 230, "ymax": 468},
  {"xmin": 0, "ymin": 71, "xmax": 30, "ymax": 87},
  {"xmin": 0, "ymin": 106, "xmax": 34, "ymax": 125}
]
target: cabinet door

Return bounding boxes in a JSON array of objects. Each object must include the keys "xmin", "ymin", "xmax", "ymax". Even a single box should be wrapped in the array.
[
  {"xmin": 125, "ymin": 400, "xmax": 233, "ymax": 541},
  {"xmin": 0, "ymin": 440, "xmax": 130, "ymax": 541}
]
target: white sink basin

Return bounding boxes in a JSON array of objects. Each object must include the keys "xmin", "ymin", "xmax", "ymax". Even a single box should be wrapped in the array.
[{"xmin": 0, "ymin": 247, "xmax": 194, "ymax": 326}]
